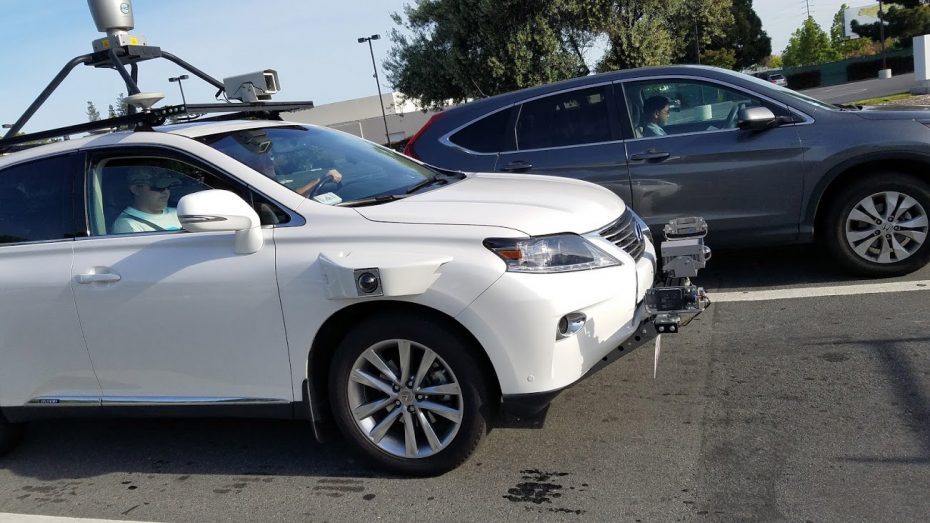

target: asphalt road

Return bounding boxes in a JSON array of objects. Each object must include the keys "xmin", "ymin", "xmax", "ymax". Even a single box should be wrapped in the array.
[
  {"xmin": 800, "ymin": 73, "xmax": 916, "ymax": 104},
  {"xmin": 0, "ymin": 247, "xmax": 928, "ymax": 522}
]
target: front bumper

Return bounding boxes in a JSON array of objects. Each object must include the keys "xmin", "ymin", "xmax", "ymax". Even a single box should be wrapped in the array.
[
  {"xmin": 456, "ymin": 241, "xmax": 658, "ymax": 398},
  {"xmin": 496, "ymin": 218, "xmax": 712, "ymax": 420},
  {"xmin": 498, "ymin": 301, "xmax": 662, "ymax": 419}
]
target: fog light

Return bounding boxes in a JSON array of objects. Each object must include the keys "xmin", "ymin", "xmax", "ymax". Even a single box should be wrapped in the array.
[{"xmin": 556, "ymin": 312, "xmax": 587, "ymax": 339}]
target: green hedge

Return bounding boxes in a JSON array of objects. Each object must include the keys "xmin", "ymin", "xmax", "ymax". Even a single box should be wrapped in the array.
[
  {"xmin": 786, "ymin": 70, "xmax": 822, "ymax": 90},
  {"xmin": 847, "ymin": 54, "xmax": 915, "ymax": 81}
]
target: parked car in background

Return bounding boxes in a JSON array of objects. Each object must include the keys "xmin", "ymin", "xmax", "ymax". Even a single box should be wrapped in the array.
[
  {"xmin": 404, "ymin": 65, "xmax": 930, "ymax": 277},
  {"xmin": 766, "ymin": 73, "xmax": 788, "ymax": 87}
]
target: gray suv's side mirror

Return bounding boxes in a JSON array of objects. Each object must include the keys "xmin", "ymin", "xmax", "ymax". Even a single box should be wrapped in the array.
[{"xmin": 737, "ymin": 106, "xmax": 777, "ymax": 131}]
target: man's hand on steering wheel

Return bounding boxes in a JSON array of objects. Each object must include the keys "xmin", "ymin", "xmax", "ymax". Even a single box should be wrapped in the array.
[{"xmin": 305, "ymin": 169, "xmax": 344, "ymax": 198}]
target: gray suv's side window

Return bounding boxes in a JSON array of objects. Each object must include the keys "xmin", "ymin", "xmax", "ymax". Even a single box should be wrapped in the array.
[
  {"xmin": 449, "ymin": 108, "xmax": 514, "ymax": 153},
  {"xmin": 516, "ymin": 86, "xmax": 611, "ymax": 150},
  {"xmin": 0, "ymin": 154, "xmax": 79, "ymax": 245},
  {"xmin": 623, "ymin": 79, "xmax": 788, "ymax": 138}
]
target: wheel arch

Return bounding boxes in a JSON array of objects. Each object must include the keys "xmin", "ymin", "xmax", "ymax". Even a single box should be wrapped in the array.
[
  {"xmin": 809, "ymin": 152, "xmax": 930, "ymax": 239},
  {"xmin": 304, "ymin": 300, "xmax": 502, "ymax": 430}
]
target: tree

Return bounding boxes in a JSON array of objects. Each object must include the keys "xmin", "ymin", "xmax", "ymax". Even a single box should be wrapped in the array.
[
  {"xmin": 595, "ymin": 0, "xmax": 733, "ymax": 71},
  {"xmin": 114, "ymin": 93, "xmax": 128, "ymax": 117},
  {"xmin": 831, "ymin": 3, "xmax": 874, "ymax": 59},
  {"xmin": 386, "ymin": 0, "xmax": 592, "ymax": 109},
  {"xmin": 700, "ymin": 49, "xmax": 737, "ymax": 70},
  {"xmin": 782, "ymin": 17, "xmax": 839, "ymax": 67},
  {"xmin": 707, "ymin": 0, "xmax": 770, "ymax": 70},
  {"xmin": 86, "ymin": 101, "xmax": 101, "ymax": 122},
  {"xmin": 767, "ymin": 55, "xmax": 783, "ymax": 69},
  {"xmin": 851, "ymin": 1, "xmax": 930, "ymax": 48},
  {"xmin": 386, "ymin": 0, "xmax": 733, "ymax": 108}
]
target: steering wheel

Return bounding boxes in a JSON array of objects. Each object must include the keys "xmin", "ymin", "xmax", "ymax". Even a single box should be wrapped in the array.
[
  {"xmin": 308, "ymin": 172, "xmax": 342, "ymax": 198},
  {"xmin": 725, "ymin": 102, "xmax": 747, "ymax": 129}
]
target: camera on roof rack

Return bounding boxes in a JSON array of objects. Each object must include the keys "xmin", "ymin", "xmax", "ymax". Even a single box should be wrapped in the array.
[{"xmin": 224, "ymin": 70, "xmax": 280, "ymax": 102}]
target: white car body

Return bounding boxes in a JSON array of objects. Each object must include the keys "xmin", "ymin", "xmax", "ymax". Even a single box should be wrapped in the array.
[{"xmin": 0, "ymin": 120, "xmax": 659, "ymax": 473}]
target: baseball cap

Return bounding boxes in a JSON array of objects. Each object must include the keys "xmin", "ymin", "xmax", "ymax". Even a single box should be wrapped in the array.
[{"xmin": 127, "ymin": 167, "xmax": 181, "ymax": 187}]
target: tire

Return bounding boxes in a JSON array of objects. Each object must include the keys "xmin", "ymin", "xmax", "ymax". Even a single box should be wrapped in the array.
[
  {"xmin": 824, "ymin": 173, "xmax": 930, "ymax": 277},
  {"xmin": 328, "ymin": 313, "xmax": 489, "ymax": 476},
  {"xmin": 0, "ymin": 415, "xmax": 24, "ymax": 457}
]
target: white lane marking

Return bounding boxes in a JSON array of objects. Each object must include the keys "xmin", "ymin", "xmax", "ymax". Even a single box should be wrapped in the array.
[
  {"xmin": 0, "ymin": 514, "xmax": 155, "ymax": 523},
  {"xmin": 821, "ymin": 87, "xmax": 868, "ymax": 95},
  {"xmin": 710, "ymin": 280, "xmax": 930, "ymax": 303}
]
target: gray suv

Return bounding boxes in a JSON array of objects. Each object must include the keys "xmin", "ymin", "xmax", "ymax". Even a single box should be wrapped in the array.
[{"xmin": 405, "ymin": 65, "xmax": 930, "ymax": 277}]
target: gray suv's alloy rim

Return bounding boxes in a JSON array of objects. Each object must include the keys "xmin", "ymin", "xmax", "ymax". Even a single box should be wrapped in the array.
[
  {"xmin": 845, "ymin": 191, "xmax": 928, "ymax": 264},
  {"xmin": 347, "ymin": 339, "xmax": 464, "ymax": 459}
]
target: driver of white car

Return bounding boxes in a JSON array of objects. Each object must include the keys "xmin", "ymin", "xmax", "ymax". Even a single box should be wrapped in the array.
[
  {"xmin": 111, "ymin": 167, "xmax": 182, "ymax": 233},
  {"xmin": 236, "ymin": 132, "xmax": 343, "ymax": 197}
]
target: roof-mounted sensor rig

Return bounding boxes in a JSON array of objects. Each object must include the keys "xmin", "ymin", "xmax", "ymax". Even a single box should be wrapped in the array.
[{"xmin": 0, "ymin": 0, "xmax": 314, "ymax": 153}]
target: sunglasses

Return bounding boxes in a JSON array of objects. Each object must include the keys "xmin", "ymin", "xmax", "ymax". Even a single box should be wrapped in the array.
[{"xmin": 136, "ymin": 182, "xmax": 178, "ymax": 192}]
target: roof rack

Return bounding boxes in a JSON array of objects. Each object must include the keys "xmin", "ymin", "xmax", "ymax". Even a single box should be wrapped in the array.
[
  {"xmin": 0, "ymin": 101, "xmax": 315, "ymax": 153},
  {"xmin": 0, "ymin": 13, "xmax": 314, "ymax": 155}
]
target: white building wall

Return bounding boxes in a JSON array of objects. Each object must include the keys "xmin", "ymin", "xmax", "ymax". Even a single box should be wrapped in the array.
[{"xmin": 284, "ymin": 92, "xmax": 439, "ymax": 146}]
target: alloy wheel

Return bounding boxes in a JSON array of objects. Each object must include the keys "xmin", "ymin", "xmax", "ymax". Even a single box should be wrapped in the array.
[
  {"xmin": 844, "ymin": 190, "xmax": 928, "ymax": 264},
  {"xmin": 346, "ymin": 339, "xmax": 464, "ymax": 459}
]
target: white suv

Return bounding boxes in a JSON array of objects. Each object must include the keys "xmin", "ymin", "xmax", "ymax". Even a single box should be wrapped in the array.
[{"xmin": 0, "ymin": 120, "xmax": 685, "ymax": 475}]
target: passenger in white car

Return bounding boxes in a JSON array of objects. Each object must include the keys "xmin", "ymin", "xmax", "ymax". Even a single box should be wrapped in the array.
[{"xmin": 111, "ymin": 167, "xmax": 182, "ymax": 233}]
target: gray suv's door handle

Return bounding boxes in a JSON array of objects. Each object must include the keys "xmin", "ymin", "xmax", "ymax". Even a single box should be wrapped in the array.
[
  {"xmin": 500, "ymin": 160, "xmax": 533, "ymax": 172},
  {"xmin": 629, "ymin": 150, "xmax": 671, "ymax": 162},
  {"xmin": 76, "ymin": 272, "xmax": 121, "ymax": 284}
]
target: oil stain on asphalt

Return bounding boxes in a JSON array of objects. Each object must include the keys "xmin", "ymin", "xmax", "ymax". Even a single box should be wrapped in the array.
[{"xmin": 503, "ymin": 469, "xmax": 586, "ymax": 515}]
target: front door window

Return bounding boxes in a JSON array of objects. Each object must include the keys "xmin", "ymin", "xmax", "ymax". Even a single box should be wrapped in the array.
[{"xmin": 623, "ymin": 79, "xmax": 785, "ymax": 139}]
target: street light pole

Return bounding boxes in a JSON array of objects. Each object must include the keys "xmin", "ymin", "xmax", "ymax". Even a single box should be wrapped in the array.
[
  {"xmin": 694, "ymin": 12, "xmax": 700, "ymax": 64},
  {"xmin": 168, "ymin": 74, "xmax": 189, "ymax": 107},
  {"xmin": 357, "ymin": 34, "xmax": 391, "ymax": 146},
  {"xmin": 878, "ymin": 0, "xmax": 887, "ymax": 71}
]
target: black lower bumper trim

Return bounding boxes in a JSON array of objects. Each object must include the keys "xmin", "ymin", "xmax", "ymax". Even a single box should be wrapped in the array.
[{"xmin": 497, "ymin": 390, "xmax": 564, "ymax": 428}]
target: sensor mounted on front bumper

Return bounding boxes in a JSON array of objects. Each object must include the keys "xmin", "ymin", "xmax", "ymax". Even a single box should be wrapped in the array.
[{"xmin": 644, "ymin": 217, "xmax": 712, "ymax": 331}]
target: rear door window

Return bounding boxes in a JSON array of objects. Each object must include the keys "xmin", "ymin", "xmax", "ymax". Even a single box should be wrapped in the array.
[
  {"xmin": 516, "ymin": 86, "xmax": 612, "ymax": 150},
  {"xmin": 448, "ymin": 108, "xmax": 515, "ymax": 153},
  {"xmin": 0, "ymin": 154, "xmax": 81, "ymax": 245}
]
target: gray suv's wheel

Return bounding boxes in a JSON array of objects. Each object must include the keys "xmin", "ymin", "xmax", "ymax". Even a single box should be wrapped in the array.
[
  {"xmin": 329, "ymin": 313, "xmax": 489, "ymax": 476},
  {"xmin": 825, "ymin": 173, "xmax": 930, "ymax": 276}
]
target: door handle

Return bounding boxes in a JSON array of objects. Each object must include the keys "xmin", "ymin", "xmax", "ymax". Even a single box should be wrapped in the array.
[
  {"xmin": 500, "ymin": 160, "xmax": 533, "ymax": 172},
  {"xmin": 76, "ymin": 272, "xmax": 121, "ymax": 284},
  {"xmin": 629, "ymin": 150, "xmax": 671, "ymax": 162}
]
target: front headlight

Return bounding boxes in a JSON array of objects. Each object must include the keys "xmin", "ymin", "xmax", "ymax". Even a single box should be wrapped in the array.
[{"xmin": 483, "ymin": 234, "xmax": 621, "ymax": 273}]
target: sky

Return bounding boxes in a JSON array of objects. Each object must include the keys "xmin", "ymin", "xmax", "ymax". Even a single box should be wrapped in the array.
[
  {"xmin": 755, "ymin": 0, "xmax": 879, "ymax": 54},
  {"xmin": 0, "ymin": 1, "xmax": 884, "ymax": 135}
]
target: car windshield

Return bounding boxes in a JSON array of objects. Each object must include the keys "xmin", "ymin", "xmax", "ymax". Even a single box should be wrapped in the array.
[
  {"xmin": 198, "ymin": 125, "xmax": 444, "ymax": 205},
  {"xmin": 735, "ymin": 70, "xmax": 838, "ymax": 111}
]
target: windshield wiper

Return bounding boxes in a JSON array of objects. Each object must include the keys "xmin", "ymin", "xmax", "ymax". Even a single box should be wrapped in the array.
[
  {"xmin": 405, "ymin": 174, "xmax": 443, "ymax": 194},
  {"xmin": 836, "ymin": 103, "xmax": 863, "ymax": 111},
  {"xmin": 337, "ymin": 194, "xmax": 409, "ymax": 208},
  {"xmin": 406, "ymin": 170, "xmax": 466, "ymax": 194}
]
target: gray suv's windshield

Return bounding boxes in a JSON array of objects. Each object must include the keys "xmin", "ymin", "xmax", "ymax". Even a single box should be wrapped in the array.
[
  {"xmin": 734, "ymin": 70, "xmax": 837, "ymax": 111},
  {"xmin": 199, "ymin": 125, "xmax": 445, "ymax": 205}
]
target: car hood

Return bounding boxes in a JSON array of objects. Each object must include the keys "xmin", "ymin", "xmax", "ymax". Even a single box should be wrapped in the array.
[
  {"xmin": 353, "ymin": 172, "xmax": 624, "ymax": 236},
  {"xmin": 855, "ymin": 105, "xmax": 930, "ymax": 120}
]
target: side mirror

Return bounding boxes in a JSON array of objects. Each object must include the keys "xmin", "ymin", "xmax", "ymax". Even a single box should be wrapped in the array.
[
  {"xmin": 177, "ymin": 190, "xmax": 264, "ymax": 254},
  {"xmin": 737, "ymin": 106, "xmax": 777, "ymax": 131}
]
